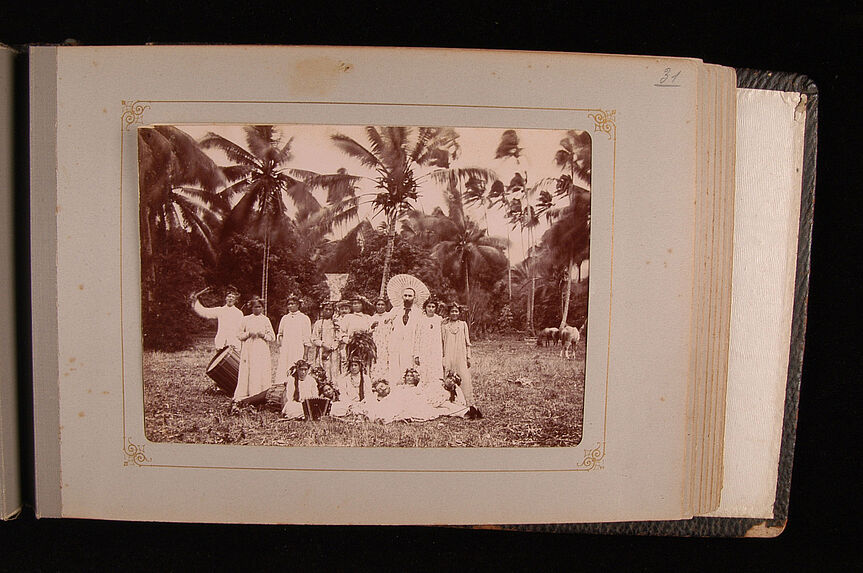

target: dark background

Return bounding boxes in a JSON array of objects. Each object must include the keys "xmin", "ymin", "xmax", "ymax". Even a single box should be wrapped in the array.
[{"xmin": 1, "ymin": 1, "xmax": 859, "ymax": 569}]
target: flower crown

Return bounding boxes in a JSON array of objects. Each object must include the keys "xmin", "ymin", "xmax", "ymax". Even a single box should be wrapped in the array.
[
  {"xmin": 444, "ymin": 370, "xmax": 462, "ymax": 386},
  {"xmin": 371, "ymin": 379, "xmax": 391, "ymax": 398}
]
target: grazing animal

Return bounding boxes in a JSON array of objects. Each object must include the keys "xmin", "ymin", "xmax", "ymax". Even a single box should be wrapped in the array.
[
  {"xmin": 559, "ymin": 325, "xmax": 580, "ymax": 359},
  {"xmin": 537, "ymin": 327, "xmax": 559, "ymax": 347}
]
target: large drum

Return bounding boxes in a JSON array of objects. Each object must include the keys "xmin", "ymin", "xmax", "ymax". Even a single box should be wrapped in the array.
[{"xmin": 206, "ymin": 346, "xmax": 240, "ymax": 395}]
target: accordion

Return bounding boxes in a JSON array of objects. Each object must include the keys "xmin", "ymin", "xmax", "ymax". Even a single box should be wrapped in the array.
[{"xmin": 302, "ymin": 397, "xmax": 332, "ymax": 421}]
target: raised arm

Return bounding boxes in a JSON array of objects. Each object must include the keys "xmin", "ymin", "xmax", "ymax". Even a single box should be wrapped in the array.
[{"xmin": 191, "ymin": 298, "xmax": 219, "ymax": 320}]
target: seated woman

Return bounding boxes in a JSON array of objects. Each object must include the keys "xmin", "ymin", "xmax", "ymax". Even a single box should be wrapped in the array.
[
  {"xmin": 281, "ymin": 359, "xmax": 320, "ymax": 419},
  {"xmin": 378, "ymin": 368, "xmax": 440, "ymax": 423},
  {"xmin": 419, "ymin": 370, "xmax": 470, "ymax": 418},
  {"xmin": 363, "ymin": 378, "xmax": 398, "ymax": 424},
  {"xmin": 331, "ymin": 357, "xmax": 368, "ymax": 417}
]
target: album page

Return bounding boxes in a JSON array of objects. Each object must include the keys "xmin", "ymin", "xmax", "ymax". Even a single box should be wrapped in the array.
[
  {"xmin": 32, "ymin": 46, "xmax": 702, "ymax": 524},
  {"xmin": 708, "ymin": 87, "xmax": 806, "ymax": 519}
]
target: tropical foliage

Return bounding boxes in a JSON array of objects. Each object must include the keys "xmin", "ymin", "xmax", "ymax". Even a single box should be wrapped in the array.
[{"xmin": 137, "ymin": 124, "xmax": 591, "ymax": 350}]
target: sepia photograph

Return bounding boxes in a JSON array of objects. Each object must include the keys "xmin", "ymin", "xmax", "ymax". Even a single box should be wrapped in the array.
[{"xmin": 139, "ymin": 123, "xmax": 591, "ymax": 447}]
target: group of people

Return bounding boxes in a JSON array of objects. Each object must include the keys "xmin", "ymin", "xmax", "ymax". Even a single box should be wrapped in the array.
[{"xmin": 191, "ymin": 278, "xmax": 480, "ymax": 423}]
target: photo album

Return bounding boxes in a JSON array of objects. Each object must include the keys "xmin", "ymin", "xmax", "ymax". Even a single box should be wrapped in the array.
[{"xmin": 1, "ymin": 45, "xmax": 815, "ymax": 535}]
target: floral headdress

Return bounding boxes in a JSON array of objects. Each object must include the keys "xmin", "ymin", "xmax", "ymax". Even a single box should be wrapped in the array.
[
  {"xmin": 443, "ymin": 370, "xmax": 461, "ymax": 402},
  {"xmin": 289, "ymin": 359, "xmax": 312, "ymax": 402},
  {"xmin": 371, "ymin": 379, "xmax": 391, "ymax": 398},
  {"xmin": 403, "ymin": 367, "xmax": 420, "ymax": 386},
  {"xmin": 310, "ymin": 365, "xmax": 328, "ymax": 384},
  {"xmin": 317, "ymin": 379, "xmax": 339, "ymax": 401}
]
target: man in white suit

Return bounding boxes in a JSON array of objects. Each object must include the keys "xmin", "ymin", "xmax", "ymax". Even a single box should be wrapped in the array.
[{"xmin": 385, "ymin": 287, "xmax": 422, "ymax": 383}]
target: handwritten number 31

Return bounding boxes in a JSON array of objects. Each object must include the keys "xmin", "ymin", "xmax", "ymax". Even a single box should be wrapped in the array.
[{"xmin": 659, "ymin": 68, "xmax": 681, "ymax": 85}]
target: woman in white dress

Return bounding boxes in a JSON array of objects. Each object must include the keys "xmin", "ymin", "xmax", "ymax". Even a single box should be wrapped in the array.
[
  {"xmin": 331, "ymin": 357, "xmax": 368, "ymax": 417},
  {"xmin": 233, "ymin": 296, "xmax": 275, "ymax": 412},
  {"xmin": 368, "ymin": 298, "xmax": 391, "ymax": 380},
  {"xmin": 281, "ymin": 359, "xmax": 319, "ymax": 419},
  {"xmin": 416, "ymin": 299, "xmax": 444, "ymax": 389},
  {"xmin": 275, "ymin": 295, "xmax": 312, "ymax": 386},
  {"xmin": 441, "ymin": 304, "xmax": 477, "ymax": 410}
]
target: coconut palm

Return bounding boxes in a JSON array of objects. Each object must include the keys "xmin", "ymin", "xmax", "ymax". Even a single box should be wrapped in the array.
[
  {"xmin": 137, "ymin": 125, "xmax": 226, "ymax": 301},
  {"xmin": 554, "ymin": 130, "xmax": 592, "ymax": 192},
  {"xmin": 493, "ymin": 130, "xmax": 558, "ymax": 334},
  {"xmin": 543, "ymin": 186, "xmax": 591, "ymax": 330},
  {"xmin": 301, "ymin": 126, "xmax": 465, "ymax": 298},
  {"xmin": 547, "ymin": 130, "xmax": 592, "ymax": 329},
  {"xmin": 200, "ymin": 126, "xmax": 321, "ymax": 310},
  {"xmin": 405, "ymin": 184, "xmax": 508, "ymax": 312}
]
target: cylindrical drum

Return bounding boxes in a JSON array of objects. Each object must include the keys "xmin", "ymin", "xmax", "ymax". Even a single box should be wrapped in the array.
[
  {"xmin": 302, "ymin": 397, "xmax": 331, "ymax": 420},
  {"xmin": 238, "ymin": 388, "xmax": 268, "ymax": 406},
  {"xmin": 264, "ymin": 384, "xmax": 286, "ymax": 412},
  {"xmin": 206, "ymin": 347, "xmax": 240, "ymax": 395}
]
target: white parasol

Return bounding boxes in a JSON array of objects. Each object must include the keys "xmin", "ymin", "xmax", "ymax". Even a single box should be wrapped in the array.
[{"xmin": 386, "ymin": 274, "xmax": 430, "ymax": 308}]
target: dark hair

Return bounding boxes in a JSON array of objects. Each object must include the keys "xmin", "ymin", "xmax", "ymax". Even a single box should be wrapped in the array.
[
  {"xmin": 423, "ymin": 299, "xmax": 438, "ymax": 310},
  {"xmin": 447, "ymin": 303, "xmax": 462, "ymax": 314},
  {"xmin": 245, "ymin": 295, "xmax": 265, "ymax": 309}
]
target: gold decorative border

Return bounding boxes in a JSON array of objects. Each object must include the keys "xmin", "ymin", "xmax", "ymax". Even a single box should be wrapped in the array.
[
  {"xmin": 120, "ymin": 100, "xmax": 616, "ymax": 472},
  {"xmin": 124, "ymin": 439, "xmax": 151, "ymax": 467},
  {"xmin": 588, "ymin": 110, "xmax": 616, "ymax": 140},
  {"xmin": 121, "ymin": 100, "xmax": 150, "ymax": 131},
  {"xmin": 578, "ymin": 442, "xmax": 606, "ymax": 470}
]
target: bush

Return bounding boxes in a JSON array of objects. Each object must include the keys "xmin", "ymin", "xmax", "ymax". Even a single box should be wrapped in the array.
[{"xmin": 142, "ymin": 237, "xmax": 210, "ymax": 351}]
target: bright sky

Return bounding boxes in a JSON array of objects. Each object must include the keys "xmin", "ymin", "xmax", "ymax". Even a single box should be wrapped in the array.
[{"xmin": 177, "ymin": 124, "xmax": 590, "ymax": 261}]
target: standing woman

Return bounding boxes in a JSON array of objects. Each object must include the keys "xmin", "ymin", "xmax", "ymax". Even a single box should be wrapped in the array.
[
  {"xmin": 441, "ymin": 304, "xmax": 479, "ymax": 414},
  {"xmin": 276, "ymin": 295, "xmax": 312, "ymax": 387},
  {"xmin": 233, "ymin": 296, "xmax": 275, "ymax": 412},
  {"xmin": 417, "ymin": 299, "xmax": 444, "ymax": 387},
  {"xmin": 369, "ymin": 298, "xmax": 390, "ymax": 380}
]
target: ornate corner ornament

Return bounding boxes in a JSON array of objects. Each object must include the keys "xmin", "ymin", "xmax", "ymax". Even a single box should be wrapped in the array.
[
  {"xmin": 124, "ymin": 439, "xmax": 152, "ymax": 467},
  {"xmin": 121, "ymin": 100, "xmax": 150, "ymax": 131},
  {"xmin": 588, "ymin": 110, "xmax": 616, "ymax": 140},
  {"xmin": 578, "ymin": 441, "xmax": 605, "ymax": 470}
]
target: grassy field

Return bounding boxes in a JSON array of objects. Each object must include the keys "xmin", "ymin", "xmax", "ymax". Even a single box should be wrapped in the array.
[{"xmin": 143, "ymin": 334, "xmax": 585, "ymax": 447}]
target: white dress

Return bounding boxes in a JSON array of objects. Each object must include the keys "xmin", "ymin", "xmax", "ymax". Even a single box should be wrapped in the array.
[
  {"xmin": 416, "ymin": 313, "xmax": 443, "ymax": 385},
  {"xmin": 275, "ymin": 312, "xmax": 312, "ymax": 385},
  {"xmin": 329, "ymin": 371, "xmax": 368, "ymax": 417},
  {"xmin": 369, "ymin": 312, "xmax": 390, "ymax": 380},
  {"xmin": 234, "ymin": 314, "xmax": 275, "ymax": 402},
  {"xmin": 311, "ymin": 317, "xmax": 340, "ymax": 384},
  {"xmin": 281, "ymin": 375, "xmax": 320, "ymax": 419},
  {"xmin": 192, "ymin": 300, "xmax": 244, "ymax": 350}
]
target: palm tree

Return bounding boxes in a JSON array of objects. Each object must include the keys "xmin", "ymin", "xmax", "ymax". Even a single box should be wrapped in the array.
[
  {"xmin": 302, "ymin": 126, "xmax": 464, "ymax": 298},
  {"xmin": 554, "ymin": 130, "xmax": 592, "ymax": 191},
  {"xmin": 547, "ymin": 130, "xmax": 592, "ymax": 330},
  {"xmin": 543, "ymin": 187, "xmax": 591, "ymax": 330},
  {"xmin": 493, "ymin": 130, "xmax": 558, "ymax": 334},
  {"xmin": 137, "ymin": 125, "xmax": 225, "ymax": 302},
  {"xmin": 200, "ymin": 126, "xmax": 320, "ymax": 311},
  {"xmin": 405, "ymin": 185, "xmax": 508, "ymax": 314}
]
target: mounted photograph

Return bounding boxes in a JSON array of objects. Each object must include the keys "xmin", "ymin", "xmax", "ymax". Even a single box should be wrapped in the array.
[{"xmin": 138, "ymin": 123, "xmax": 591, "ymax": 447}]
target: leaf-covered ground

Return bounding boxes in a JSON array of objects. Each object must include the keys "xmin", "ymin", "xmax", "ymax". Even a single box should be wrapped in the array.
[{"xmin": 143, "ymin": 335, "xmax": 585, "ymax": 447}]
